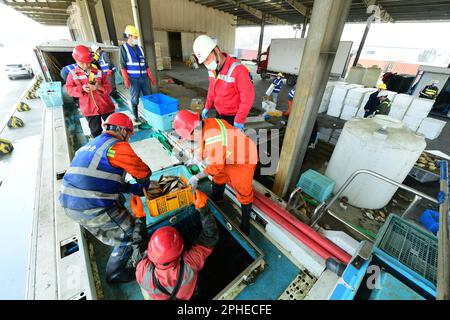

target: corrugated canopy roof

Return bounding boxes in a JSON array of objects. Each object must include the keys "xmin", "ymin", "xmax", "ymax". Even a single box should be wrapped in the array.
[
  {"xmin": 0, "ymin": 0, "xmax": 77, "ymax": 26},
  {"xmin": 2, "ymin": 0, "xmax": 450, "ymax": 26},
  {"xmin": 189, "ymin": 0, "xmax": 450, "ymax": 26}
]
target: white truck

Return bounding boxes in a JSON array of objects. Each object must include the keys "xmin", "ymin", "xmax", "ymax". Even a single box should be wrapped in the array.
[{"xmin": 257, "ymin": 38, "xmax": 353, "ymax": 86}]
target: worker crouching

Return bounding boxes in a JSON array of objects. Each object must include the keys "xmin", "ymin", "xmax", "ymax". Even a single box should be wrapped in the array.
[
  {"xmin": 173, "ymin": 110, "xmax": 258, "ymax": 236},
  {"xmin": 59, "ymin": 113, "xmax": 152, "ymax": 283},
  {"xmin": 136, "ymin": 190, "xmax": 219, "ymax": 300}
]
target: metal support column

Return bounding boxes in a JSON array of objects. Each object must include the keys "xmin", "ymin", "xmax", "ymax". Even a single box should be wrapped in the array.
[
  {"xmin": 87, "ymin": 0, "xmax": 102, "ymax": 43},
  {"xmin": 257, "ymin": 13, "xmax": 266, "ymax": 64},
  {"xmin": 437, "ymin": 160, "xmax": 450, "ymax": 300},
  {"xmin": 101, "ymin": 0, "xmax": 118, "ymax": 46},
  {"xmin": 301, "ymin": 16, "xmax": 308, "ymax": 38},
  {"xmin": 353, "ymin": 15, "xmax": 375, "ymax": 67},
  {"xmin": 273, "ymin": 0, "xmax": 352, "ymax": 197},
  {"xmin": 131, "ymin": 0, "xmax": 159, "ymax": 92}
]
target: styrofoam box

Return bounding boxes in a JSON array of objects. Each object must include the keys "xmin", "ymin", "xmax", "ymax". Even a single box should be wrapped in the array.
[
  {"xmin": 417, "ymin": 117, "xmax": 447, "ymax": 140},
  {"xmin": 402, "ymin": 115, "xmax": 424, "ymax": 131},
  {"xmin": 405, "ymin": 98, "xmax": 435, "ymax": 119},
  {"xmin": 389, "ymin": 94, "xmax": 414, "ymax": 120},
  {"xmin": 356, "ymin": 89, "xmax": 377, "ymax": 118},
  {"xmin": 319, "ymin": 81, "xmax": 347, "ymax": 113},
  {"xmin": 319, "ymin": 98, "xmax": 330, "ymax": 113},
  {"xmin": 344, "ymin": 88, "xmax": 376, "ymax": 108},
  {"xmin": 327, "ymin": 84, "xmax": 363, "ymax": 118},
  {"xmin": 340, "ymin": 104, "xmax": 359, "ymax": 120},
  {"xmin": 384, "ymin": 90, "xmax": 398, "ymax": 101}
]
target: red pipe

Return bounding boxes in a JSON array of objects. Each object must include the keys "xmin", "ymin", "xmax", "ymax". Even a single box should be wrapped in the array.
[
  {"xmin": 253, "ymin": 196, "xmax": 334, "ymax": 261},
  {"xmin": 254, "ymin": 191, "xmax": 352, "ymax": 264}
]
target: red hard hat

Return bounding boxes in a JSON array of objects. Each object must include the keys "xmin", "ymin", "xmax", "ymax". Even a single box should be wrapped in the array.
[
  {"xmin": 173, "ymin": 110, "xmax": 201, "ymax": 139},
  {"xmin": 72, "ymin": 45, "xmax": 93, "ymax": 63},
  {"xmin": 147, "ymin": 226, "xmax": 184, "ymax": 264},
  {"xmin": 103, "ymin": 113, "xmax": 134, "ymax": 133}
]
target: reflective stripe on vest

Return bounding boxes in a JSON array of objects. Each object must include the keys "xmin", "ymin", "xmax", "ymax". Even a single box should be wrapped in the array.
[
  {"xmin": 273, "ymin": 78, "xmax": 283, "ymax": 93},
  {"xmin": 208, "ymin": 62, "xmax": 241, "ymax": 84},
  {"xmin": 140, "ymin": 262, "xmax": 196, "ymax": 299},
  {"xmin": 204, "ymin": 119, "xmax": 233, "ymax": 158},
  {"xmin": 68, "ymin": 66, "xmax": 103, "ymax": 81},
  {"xmin": 123, "ymin": 43, "xmax": 146, "ymax": 77},
  {"xmin": 60, "ymin": 134, "xmax": 125, "ymax": 210},
  {"xmin": 288, "ymin": 89, "xmax": 295, "ymax": 100},
  {"xmin": 99, "ymin": 52, "xmax": 116, "ymax": 72}
]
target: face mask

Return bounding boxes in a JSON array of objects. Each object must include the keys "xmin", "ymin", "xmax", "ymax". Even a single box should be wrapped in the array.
[
  {"xmin": 205, "ymin": 60, "xmax": 218, "ymax": 71},
  {"xmin": 132, "ymin": 39, "xmax": 139, "ymax": 46}
]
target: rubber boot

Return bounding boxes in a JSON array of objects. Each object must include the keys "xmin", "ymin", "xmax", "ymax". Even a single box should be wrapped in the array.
[
  {"xmin": 106, "ymin": 243, "xmax": 135, "ymax": 283},
  {"xmin": 210, "ymin": 182, "xmax": 226, "ymax": 202},
  {"xmin": 240, "ymin": 203, "xmax": 252, "ymax": 236},
  {"xmin": 132, "ymin": 105, "xmax": 140, "ymax": 123}
]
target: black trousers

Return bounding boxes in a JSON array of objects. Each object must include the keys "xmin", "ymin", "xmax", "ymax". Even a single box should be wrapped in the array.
[
  {"xmin": 85, "ymin": 112, "xmax": 114, "ymax": 138},
  {"xmin": 217, "ymin": 114, "xmax": 235, "ymax": 126}
]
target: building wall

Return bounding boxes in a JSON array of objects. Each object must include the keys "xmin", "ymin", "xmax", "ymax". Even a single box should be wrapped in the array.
[{"xmin": 83, "ymin": 0, "xmax": 236, "ymax": 60}]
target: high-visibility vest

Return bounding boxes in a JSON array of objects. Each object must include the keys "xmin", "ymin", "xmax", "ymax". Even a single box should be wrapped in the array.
[
  {"xmin": 288, "ymin": 88, "xmax": 295, "ymax": 100},
  {"xmin": 63, "ymin": 63, "xmax": 77, "ymax": 74},
  {"xmin": 99, "ymin": 51, "xmax": 116, "ymax": 73},
  {"xmin": 122, "ymin": 43, "xmax": 146, "ymax": 78},
  {"xmin": 59, "ymin": 133, "xmax": 126, "ymax": 211},
  {"xmin": 273, "ymin": 78, "xmax": 283, "ymax": 93}
]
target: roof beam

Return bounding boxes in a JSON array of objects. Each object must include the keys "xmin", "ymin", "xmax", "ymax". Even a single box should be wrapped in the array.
[
  {"xmin": 209, "ymin": 0, "xmax": 291, "ymax": 25},
  {"xmin": 363, "ymin": 0, "xmax": 394, "ymax": 22},
  {"xmin": 285, "ymin": 0, "xmax": 310, "ymax": 18},
  {"xmin": 0, "ymin": 0, "xmax": 72, "ymax": 9}
]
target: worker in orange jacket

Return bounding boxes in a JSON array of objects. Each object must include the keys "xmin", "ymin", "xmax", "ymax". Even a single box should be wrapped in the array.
[
  {"xmin": 173, "ymin": 110, "xmax": 258, "ymax": 235},
  {"xmin": 135, "ymin": 190, "xmax": 219, "ymax": 300}
]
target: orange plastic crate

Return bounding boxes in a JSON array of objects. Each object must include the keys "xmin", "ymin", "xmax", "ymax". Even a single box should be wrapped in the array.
[{"xmin": 143, "ymin": 176, "xmax": 193, "ymax": 217}]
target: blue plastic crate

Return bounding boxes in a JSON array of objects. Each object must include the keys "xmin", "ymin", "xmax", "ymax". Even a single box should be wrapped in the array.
[
  {"xmin": 38, "ymin": 81, "xmax": 63, "ymax": 107},
  {"xmin": 142, "ymin": 93, "xmax": 178, "ymax": 115},
  {"xmin": 145, "ymin": 110, "xmax": 177, "ymax": 131},
  {"xmin": 296, "ymin": 169, "xmax": 335, "ymax": 203}
]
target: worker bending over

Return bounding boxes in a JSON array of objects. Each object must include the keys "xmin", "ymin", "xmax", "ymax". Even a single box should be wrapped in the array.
[
  {"xmin": 373, "ymin": 91, "xmax": 392, "ymax": 116},
  {"xmin": 60, "ymin": 63, "xmax": 77, "ymax": 83},
  {"xmin": 419, "ymin": 80, "xmax": 439, "ymax": 100},
  {"xmin": 66, "ymin": 45, "xmax": 115, "ymax": 138},
  {"xmin": 92, "ymin": 44, "xmax": 117, "ymax": 96},
  {"xmin": 193, "ymin": 35, "xmax": 254, "ymax": 129},
  {"xmin": 364, "ymin": 83, "xmax": 386, "ymax": 118},
  {"xmin": 59, "ymin": 113, "xmax": 152, "ymax": 283},
  {"xmin": 120, "ymin": 25, "xmax": 156, "ymax": 123},
  {"xmin": 136, "ymin": 190, "xmax": 219, "ymax": 300},
  {"xmin": 173, "ymin": 110, "xmax": 258, "ymax": 236}
]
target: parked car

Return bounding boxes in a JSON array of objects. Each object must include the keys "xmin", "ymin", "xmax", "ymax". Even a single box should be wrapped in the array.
[{"xmin": 5, "ymin": 63, "xmax": 34, "ymax": 80}]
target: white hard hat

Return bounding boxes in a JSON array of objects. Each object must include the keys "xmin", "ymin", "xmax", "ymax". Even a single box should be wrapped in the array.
[
  {"xmin": 193, "ymin": 35, "xmax": 217, "ymax": 64},
  {"xmin": 378, "ymin": 90, "xmax": 389, "ymax": 98},
  {"xmin": 91, "ymin": 44, "xmax": 100, "ymax": 53}
]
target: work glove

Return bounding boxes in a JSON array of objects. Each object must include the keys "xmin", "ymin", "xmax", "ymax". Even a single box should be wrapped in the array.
[
  {"xmin": 193, "ymin": 190, "xmax": 208, "ymax": 210},
  {"xmin": 107, "ymin": 69, "xmax": 113, "ymax": 77},
  {"xmin": 201, "ymin": 108, "xmax": 209, "ymax": 119},
  {"xmin": 146, "ymin": 68, "xmax": 156, "ymax": 86},
  {"xmin": 130, "ymin": 195, "xmax": 146, "ymax": 218},
  {"xmin": 123, "ymin": 180, "xmax": 150, "ymax": 197},
  {"xmin": 185, "ymin": 157, "xmax": 200, "ymax": 167},
  {"xmin": 234, "ymin": 122, "xmax": 245, "ymax": 131},
  {"xmin": 188, "ymin": 172, "xmax": 207, "ymax": 193},
  {"xmin": 121, "ymin": 69, "xmax": 130, "ymax": 89}
]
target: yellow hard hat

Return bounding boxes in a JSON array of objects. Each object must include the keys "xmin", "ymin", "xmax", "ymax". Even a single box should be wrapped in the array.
[
  {"xmin": 277, "ymin": 73, "xmax": 283, "ymax": 77},
  {"xmin": 377, "ymin": 83, "xmax": 387, "ymax": 90},
  {"xmin": 124, "ymin": 25, "xmax": 139, "ymax": 38}
]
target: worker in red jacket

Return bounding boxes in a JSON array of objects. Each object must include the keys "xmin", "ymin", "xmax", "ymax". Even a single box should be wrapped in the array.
[
  {"xmin": 135, "ymin": 190, "xmax": 219, "ymax": 300},
  {"xmin": 193, "ymin": 35, "xmax": 255, "ymax": 129},
  {"xmin": 66, "ymin": 45, "xmax": 116, "ymax": 138}
]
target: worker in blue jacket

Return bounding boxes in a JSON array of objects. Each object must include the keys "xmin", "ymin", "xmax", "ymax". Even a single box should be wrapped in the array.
[
  {"xmin": 271, "ymin": 73, "xmax": 284, "ymax": 105},
  {"xmin": 60, "ymin": 63, "xmax": 77, "ymax": 83}
]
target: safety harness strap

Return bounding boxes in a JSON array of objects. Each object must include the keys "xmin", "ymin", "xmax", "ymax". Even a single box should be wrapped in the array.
[{"xmin": 152, "ymin": 258, "xmax": 185, "ymax": 300}]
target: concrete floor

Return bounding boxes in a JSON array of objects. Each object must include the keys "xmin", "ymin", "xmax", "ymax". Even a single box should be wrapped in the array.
[{"xmin": 161, "ymin": 61, "xmax": 449, "ymax": 156}]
